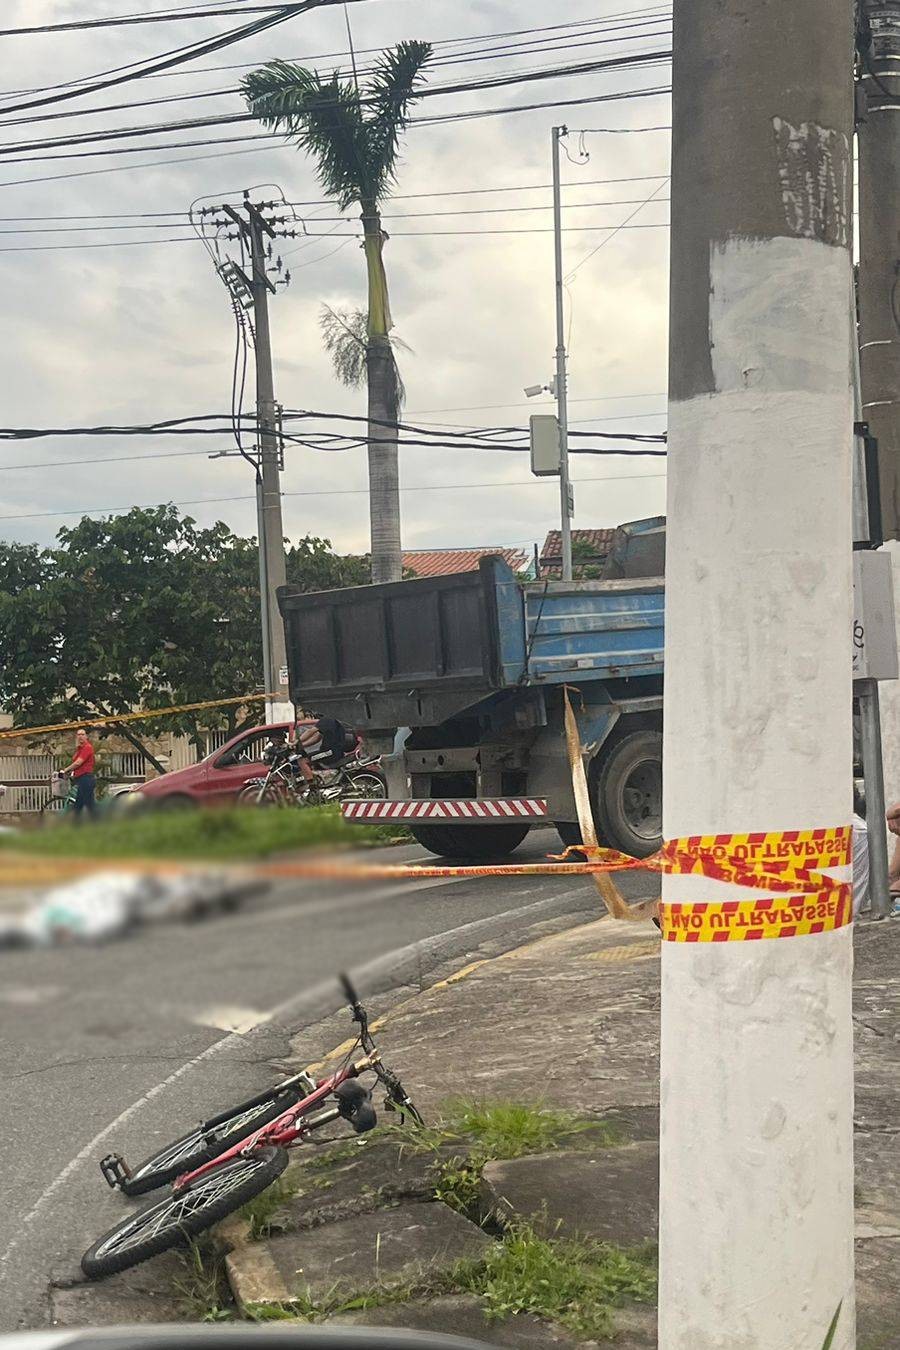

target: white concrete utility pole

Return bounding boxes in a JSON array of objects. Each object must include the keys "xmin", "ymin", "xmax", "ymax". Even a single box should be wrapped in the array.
[
  {"xmin": 857, "ymin": 0, "xmax": 900, "ymax": 808},
  {"xmin": 217, "ymin": 195, "xmax": 293, "ymax": 723},
  {"xmin": 661, "ymin": 2, "xmax": 856, "ymax": 1348},
  {"xmin": 245, "ymin": 196, "xmax": 292, "ymax": 723}
]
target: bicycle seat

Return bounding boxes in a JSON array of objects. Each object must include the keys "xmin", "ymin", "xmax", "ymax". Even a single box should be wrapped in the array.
[{"xmin": 334, "ymin": 1079, "xmax": 377, "ymax": 1134}]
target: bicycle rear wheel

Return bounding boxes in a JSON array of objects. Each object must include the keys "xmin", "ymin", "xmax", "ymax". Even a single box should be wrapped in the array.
[
  {"xmin": 82, "ymin": 1146, "xmax": 288, "ymax": 1280},
  {"xmin": 120, "ymin": 1086, "xmax": 303, "ymax": 1196}
]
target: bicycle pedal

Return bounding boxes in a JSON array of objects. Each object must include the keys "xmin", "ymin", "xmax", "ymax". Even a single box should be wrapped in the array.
[{"xmin": 99, "ymin": 1153, "xmax": 132, "ymax": 1189}]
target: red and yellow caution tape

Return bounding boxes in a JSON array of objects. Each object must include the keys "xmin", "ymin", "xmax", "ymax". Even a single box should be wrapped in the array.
[{"xmin": 0, "ymin": 684, "xmax": 853, "ymax": 947}]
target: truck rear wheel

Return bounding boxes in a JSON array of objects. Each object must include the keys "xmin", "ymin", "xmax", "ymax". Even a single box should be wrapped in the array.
[
  {"xmin": 408, "ymin": 823, "xmax": 529, "ymax": 861},
  {"xmin": 593, "ymin": 729, "xmax": 663, "ymax": 859}
]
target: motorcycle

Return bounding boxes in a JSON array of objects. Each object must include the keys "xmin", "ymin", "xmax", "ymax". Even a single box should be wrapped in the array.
[{"xmin": 238, "ymin": 737, "xmax": 386, "ymax": 808}]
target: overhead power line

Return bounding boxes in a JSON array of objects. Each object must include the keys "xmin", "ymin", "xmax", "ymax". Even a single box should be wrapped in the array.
[
  {"xmin": 0, "ymin": 413, "xmax": 667, "ymax": 472},
  {"xmin": 0, "ymin": 19, "xmax": 674, "ymax": 127},
  {"xmin": 0, "ymin": 51, "xmax": 672, "ymax": 157},
  {"xmin": 0, "ymin": 196, "xmax": 671, "ymax": 234},
  {"xmin": 0, "ymin": 114, "xmax": 670, "ymax": 192},
  {"xmin": 0, "ymin": 99, "xmax": 672, "ymax": 171},
  {"xmin": 0, "ymin": 7, "xmax": 672, "ymax": 97},
  {"xmin": 0, "ymin": 409, "xmax": 666, "ymax": 448},
  {"xmin": 0, "ymin": 221, "xmax": 671, "ymax": 252},
  {"xmin": 0, "ymin": 1, "xmax": 358, "ymax": 117},
  {"xmin": 0, "ymin": 472, "xmax": 668, "ymax": 525},
  {"xmin": 0, "ymin": 6, "xmax": 311, "ymax": 37},
  {"xmin": 0, "ymin": 175, "xmax": 671, "ymax": 223}
]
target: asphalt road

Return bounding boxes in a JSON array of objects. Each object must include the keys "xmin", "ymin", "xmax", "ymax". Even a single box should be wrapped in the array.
[{"xmin": 0, "ymin": 832, "xmax": 656, "ymax": 1331}]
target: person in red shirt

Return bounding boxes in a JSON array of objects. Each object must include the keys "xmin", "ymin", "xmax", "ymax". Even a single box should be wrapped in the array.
[{"xmin": 61, "ymin": 728, "xmax": 97, "ymax": 819}]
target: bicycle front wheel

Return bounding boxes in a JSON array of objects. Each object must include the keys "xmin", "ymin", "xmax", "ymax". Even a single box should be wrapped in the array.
[
  {"xmin": 82, "ymin": 1146, "xmax": 288, "ymax": 1280},
  {"xmin": 238, "ymin": 782, "xmax": 286, "ymax": 807},
  {"xmin": 120, "ymin": 1086, "xmax": 303, "ymax": 1196}
]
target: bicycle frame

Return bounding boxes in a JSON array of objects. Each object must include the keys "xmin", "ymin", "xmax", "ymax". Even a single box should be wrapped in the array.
[{"xmin": 171, "ymin": 1053, "xmax": 377, "ymax": 1193}]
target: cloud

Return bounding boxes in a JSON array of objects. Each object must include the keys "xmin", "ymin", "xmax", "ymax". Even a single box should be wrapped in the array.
[{"xmin": 0, "ymin": 0, "xmax": 670, "ymax": 553}]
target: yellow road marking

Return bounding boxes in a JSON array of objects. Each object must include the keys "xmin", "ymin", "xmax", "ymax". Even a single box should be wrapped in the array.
[{"xmin": 587, "ymin": 940, "xmax": 661, "ymax": 963}]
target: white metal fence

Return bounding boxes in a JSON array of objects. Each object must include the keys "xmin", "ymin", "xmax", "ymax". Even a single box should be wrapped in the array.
[
  {"xmin": 0, "ymin": 732, "xmax": 234, "ymax": 812},
  {"xmin": 0, "ymin": 750, "xmax": 146, "ymax": 813}
]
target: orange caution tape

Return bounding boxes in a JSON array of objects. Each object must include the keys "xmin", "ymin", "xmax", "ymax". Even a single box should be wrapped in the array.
[
  {"xmin": 256, "ymin": 823, "xmax": 853, "ymax": 945},
  {"xmin": 0, "ymin": 825, "xmax": 853, "ymax": 947}
]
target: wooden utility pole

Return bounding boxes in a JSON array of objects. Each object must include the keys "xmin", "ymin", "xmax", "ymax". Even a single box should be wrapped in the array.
[{"xmin": 661, "ymin": 1, "xmax": 857, "ymax": 1346}]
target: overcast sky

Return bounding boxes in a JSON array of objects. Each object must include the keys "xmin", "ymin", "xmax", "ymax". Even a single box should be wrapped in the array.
[{"xmin": 0, "ymin": 0, "xmax": 671, "ymax": 558}]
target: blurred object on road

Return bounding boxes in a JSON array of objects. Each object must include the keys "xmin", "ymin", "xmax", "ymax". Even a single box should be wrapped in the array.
[{"xmin": 0, "ymin": 870, "xmax": 263, "ymax": 948}]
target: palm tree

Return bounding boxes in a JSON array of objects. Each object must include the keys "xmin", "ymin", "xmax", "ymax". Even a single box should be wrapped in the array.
[{"xmin": 242, "ymin": 42, "xmax": 432, "ymax": 584}]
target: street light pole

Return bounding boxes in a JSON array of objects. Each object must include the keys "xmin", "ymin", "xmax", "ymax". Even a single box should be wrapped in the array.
[{"xmin": 552, "ymin": 125, "xmax": 573, "ymax": 583}]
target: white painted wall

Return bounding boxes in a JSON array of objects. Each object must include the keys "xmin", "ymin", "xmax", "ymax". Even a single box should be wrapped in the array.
[{"xmin": 660, "ymin": 232, "xmax": 856, "ymax": 1349}]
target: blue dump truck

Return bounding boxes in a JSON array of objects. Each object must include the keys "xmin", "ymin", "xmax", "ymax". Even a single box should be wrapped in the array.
[{"xmin": 278, "ymin": 518, "xmax": 666, "ymax": 861}]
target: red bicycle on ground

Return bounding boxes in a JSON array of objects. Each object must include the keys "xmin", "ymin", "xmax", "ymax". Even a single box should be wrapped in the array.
[{"xmin": 82, "ymin": 976, "xmax": 423, "ymax": 1280}]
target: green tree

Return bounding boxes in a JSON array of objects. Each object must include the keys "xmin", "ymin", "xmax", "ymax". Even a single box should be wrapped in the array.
[
  {"xmin": 241, "ymin": 40, "xmax": 432, "ymax": 585},
  {"xmin": 0, "ymin": 508, "xmax": 368, "ymax": 761}
]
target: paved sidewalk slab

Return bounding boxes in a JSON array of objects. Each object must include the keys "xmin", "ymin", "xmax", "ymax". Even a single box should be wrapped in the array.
[
  {"xmin": 482, "ymin": 1143, "xmax": 658, "ymax": 1246},
  {"xmin": 227, "ymin": 1202, "xmax": 491, "ymax": 1312},
  {"xmin": 329, "ymin": 1293, "xmax": 657, "ymax": 1348},
  {"xmin": 274, "ymin": 1136, "xmax": 468, "ymax": 1233},
  {"xmin": 266, "ymin": 914, "xmax": 900, "ymax": 1344}
]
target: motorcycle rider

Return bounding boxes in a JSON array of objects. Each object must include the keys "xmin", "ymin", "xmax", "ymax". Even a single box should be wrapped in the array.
[{"xmin": 289, "ymin": 711, "xmax": 353, "ymax": 790}]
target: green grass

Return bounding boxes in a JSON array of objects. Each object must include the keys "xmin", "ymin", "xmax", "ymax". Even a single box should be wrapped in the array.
[
  {"xmin": 174, "ymin": 1242, "xmax": 234, "ymax": 1322},
  {"xmin": 0, "ymin": 803, "xmax": 402, "ymax": 862},
  {"xmin": 455, "ymin": 1227, "xmax": 657, "ymax": 1341},
  {"xmin": 821, "ymin": 1302, "xmax": 843, "ymax": 1350},
  {"xmin": 238, "ymin": 1173, "xmax": 301, "ymax": 1241},
  {"xmin": 242, "ymin": 1227, "xmax": 656, "ymax": 1340},
  {"xmin": 442, "ymin": 1099, "xmax": 608, "ymax": 1160},
  {"xmin": 246, "ymin": 1299, "xmax": 312, "ymax": 1322},
  {"xmin": 395, "ymin": 1099, "xmax": 620, "ymax": 1218}
]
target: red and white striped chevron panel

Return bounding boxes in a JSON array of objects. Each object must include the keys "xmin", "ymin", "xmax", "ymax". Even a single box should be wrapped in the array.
[{"xmin": 342, "ymin": 798, "xmax": 548, "ymax": 823}]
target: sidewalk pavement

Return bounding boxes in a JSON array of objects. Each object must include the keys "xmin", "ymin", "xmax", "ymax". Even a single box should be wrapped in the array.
[{"xmin": 52, "ymin": 912, "xmax": 900, "ymax": 1348}]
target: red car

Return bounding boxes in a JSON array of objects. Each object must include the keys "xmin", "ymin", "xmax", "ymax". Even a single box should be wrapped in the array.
[{"xmin": 137, "ymin": 723, "xmax": 294, "ymax": 808}]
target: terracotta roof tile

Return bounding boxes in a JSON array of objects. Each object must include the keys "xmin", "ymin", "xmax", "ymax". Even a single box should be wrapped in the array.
[
  {"xmin": 540, "ymin": 528, "xmax": 616, "ymax": 560},
  {"xmin": 402, "ymin": 547, "xmax": 528, "ymax": 579}
]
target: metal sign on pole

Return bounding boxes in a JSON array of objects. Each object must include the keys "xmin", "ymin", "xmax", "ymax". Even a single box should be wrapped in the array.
[{"xmin": 529, "ymin": 414, "xmax": 560, "ymax": 476}]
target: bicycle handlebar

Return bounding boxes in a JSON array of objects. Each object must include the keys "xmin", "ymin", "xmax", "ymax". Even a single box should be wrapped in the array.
[{"xmin": 339, "ymin": 972, "xmax": 360, "ymax": 1008}]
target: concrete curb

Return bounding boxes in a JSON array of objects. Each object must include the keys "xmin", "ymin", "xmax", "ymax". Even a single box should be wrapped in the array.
[{"xmin": 245, "ymin": 883, "xmax": 605, "ymax": 1058}]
